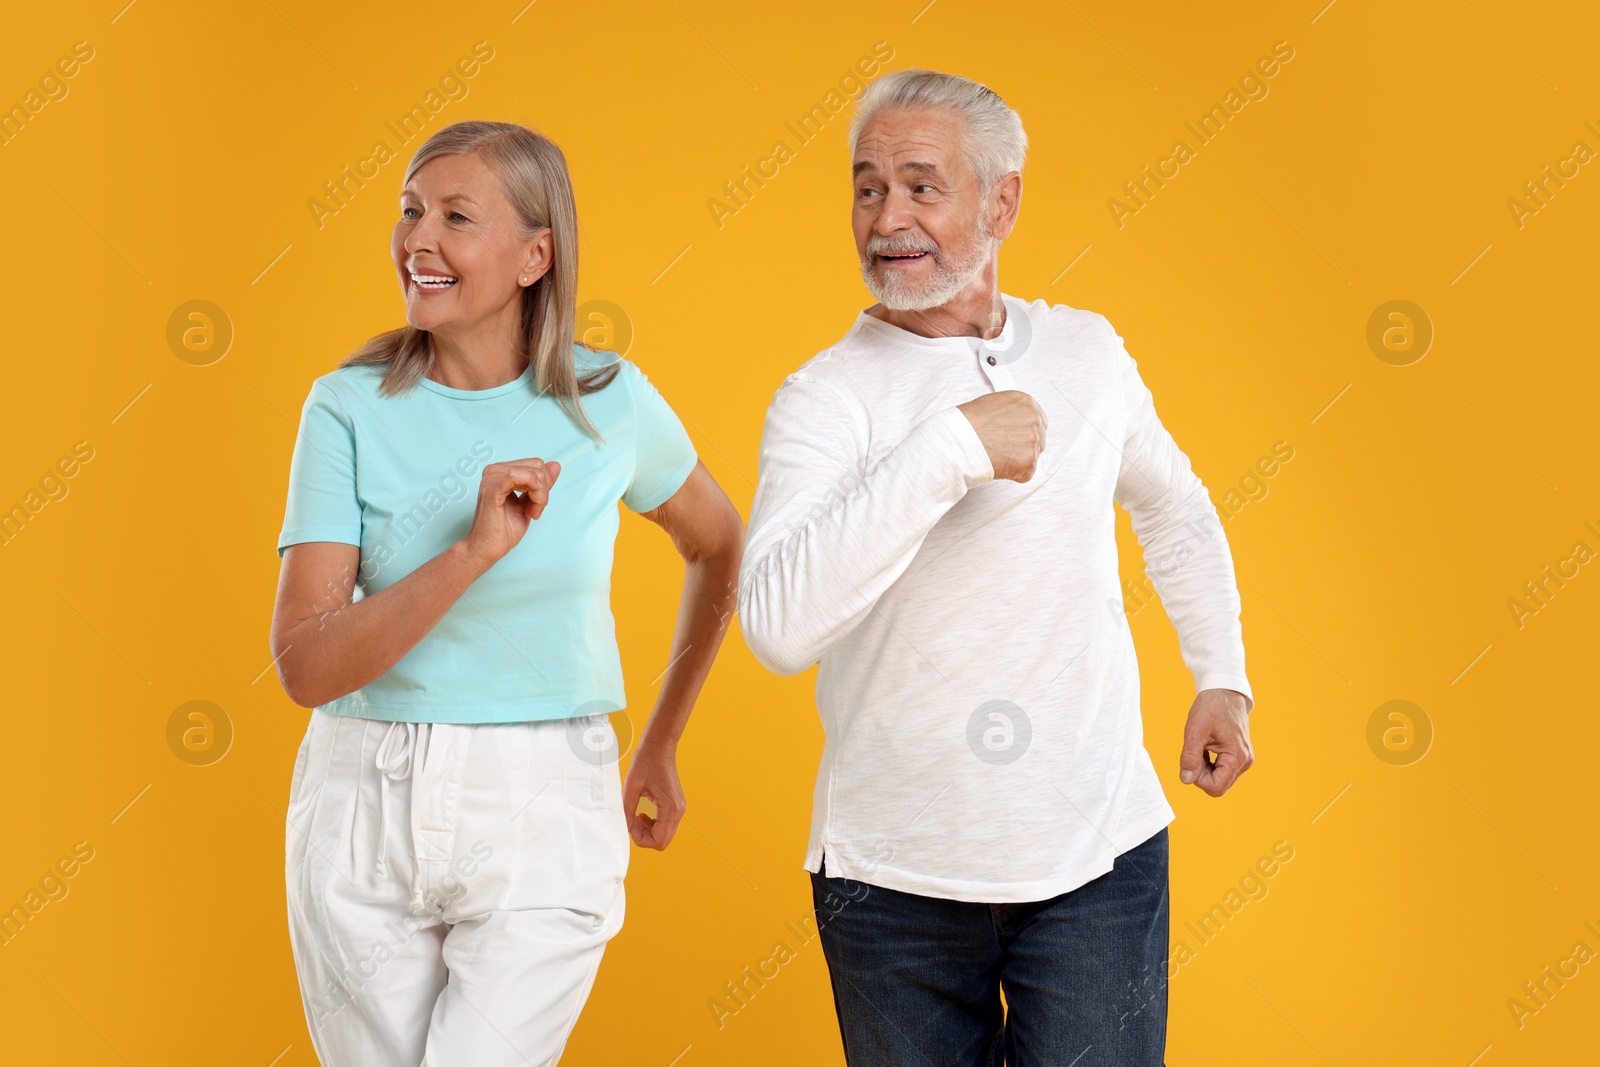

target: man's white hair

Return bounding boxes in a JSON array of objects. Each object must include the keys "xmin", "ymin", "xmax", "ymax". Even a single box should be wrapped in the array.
[{"xmin": 848, "ymin": 68, "xmax": 1028, "ymax": 194}]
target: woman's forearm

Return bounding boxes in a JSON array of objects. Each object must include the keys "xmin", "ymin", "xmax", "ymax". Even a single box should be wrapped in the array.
[
  {"xmin": 279, "ymin": 541, "xmax": 492, "ymax": 708},
  {"xmin": 637, "ymin": 545, "xmax": 742, "ymax": 752}
]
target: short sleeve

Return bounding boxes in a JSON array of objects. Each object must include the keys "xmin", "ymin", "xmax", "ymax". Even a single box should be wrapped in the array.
[
  {"xmin": 621, "ymin": 361, "xmax": 698, "ymax": 513},
  {"xmin": 277, "ymin": 379, "xmax": 362, "ymax": 557}
]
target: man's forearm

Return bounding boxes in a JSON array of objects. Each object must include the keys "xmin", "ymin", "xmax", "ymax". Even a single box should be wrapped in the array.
[
  {"xmin": 1130, "ymin": 490, "xmax": 1253, "ymax": 708},
  {"xmin": 739, "ymin": 407, "xmax": 990, "ymax": 675}
]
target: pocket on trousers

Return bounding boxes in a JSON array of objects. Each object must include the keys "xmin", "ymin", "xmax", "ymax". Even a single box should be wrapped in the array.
[
  {"xmin": 566, "ymin": 719, "xmax": 631, "ymax": 882},
  {"xmin": 287, "ymin": 712, "xmax": 323, "ymax": 808}
]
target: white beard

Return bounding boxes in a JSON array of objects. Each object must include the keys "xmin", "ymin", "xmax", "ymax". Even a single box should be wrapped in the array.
[{"xmin": 863, "ymin": 221, "xmax": 994, "ymax": 311}]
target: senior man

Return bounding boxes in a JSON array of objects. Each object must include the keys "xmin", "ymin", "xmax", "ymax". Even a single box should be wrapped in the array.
[{"xmin": 737, "ymin": 68, "xmax": 1257, "ymax": 1066}]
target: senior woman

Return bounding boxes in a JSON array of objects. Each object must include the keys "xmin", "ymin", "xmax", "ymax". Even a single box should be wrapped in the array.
[{"xmin": 269, "ymin": 120, "xmax": 742, "ymax": 1065}]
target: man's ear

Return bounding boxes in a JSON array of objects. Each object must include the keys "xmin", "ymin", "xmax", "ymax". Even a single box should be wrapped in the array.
[{"xmin": 990, "ymin": 172, "xmax": 1023, "ymax": 240}]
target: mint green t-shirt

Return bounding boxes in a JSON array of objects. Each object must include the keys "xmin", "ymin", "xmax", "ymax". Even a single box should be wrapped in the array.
[{"xmin": 276, "ymin": 344, "xmax": 697, "ymax": 724}]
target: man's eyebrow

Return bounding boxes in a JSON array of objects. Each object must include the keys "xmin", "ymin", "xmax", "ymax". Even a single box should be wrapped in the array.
[{"xmin": 852, "ymin": 159, "xmax": 944, "ymax": 178}]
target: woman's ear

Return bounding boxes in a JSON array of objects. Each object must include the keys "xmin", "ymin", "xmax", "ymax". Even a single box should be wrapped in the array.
[{"xmin": 522, "ymin": 227, "xmax": 554, "ymax": 283}]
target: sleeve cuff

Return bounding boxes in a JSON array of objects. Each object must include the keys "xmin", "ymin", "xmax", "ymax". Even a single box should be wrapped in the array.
[
  {"xmin": 924, "ymin": 406, "xmax": 994, "ymax": 488},
  {"xmin": 278, "ymin": 527, "xmax": 362, "ymax": 558},
  {"xmin": 628, "ymin": 452, "xmax": 698, "ymax": 513}
]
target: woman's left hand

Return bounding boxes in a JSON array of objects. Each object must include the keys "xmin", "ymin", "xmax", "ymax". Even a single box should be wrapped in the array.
[{"xmin": 622, "ymin": 740, "xmax": 686, "ymax": 850}]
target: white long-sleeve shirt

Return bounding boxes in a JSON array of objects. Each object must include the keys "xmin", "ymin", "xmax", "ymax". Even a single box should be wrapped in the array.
[{"xmin": 738, "ymin": 292, "xmax": 1253, "ymax": 903}]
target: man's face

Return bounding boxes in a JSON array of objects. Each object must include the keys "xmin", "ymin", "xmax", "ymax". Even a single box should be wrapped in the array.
[{"xmin": 851, "ymin": 107, "xmax": 994, "ymax": 312}]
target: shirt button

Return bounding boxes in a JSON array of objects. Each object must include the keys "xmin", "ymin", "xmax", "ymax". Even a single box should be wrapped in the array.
[{"xmin": 986, "ymin": 355, "xmax": 997, "ymax": 366}]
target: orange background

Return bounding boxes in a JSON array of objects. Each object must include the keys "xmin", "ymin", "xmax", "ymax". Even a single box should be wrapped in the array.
[{"xmin": 2, "ymin": 1, "xmax": 1596, "ymax": 1064}]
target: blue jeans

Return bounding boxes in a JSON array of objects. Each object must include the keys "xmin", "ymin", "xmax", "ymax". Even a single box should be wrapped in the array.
[{"xmin": 809, "ymin": 827, "xmax": 1170, "ymax": 1067}]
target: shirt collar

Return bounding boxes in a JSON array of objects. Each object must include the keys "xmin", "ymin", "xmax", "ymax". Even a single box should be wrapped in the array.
[{"xmin": 853, "ymin": 292, "xmax": 1021, "ymax": 354}]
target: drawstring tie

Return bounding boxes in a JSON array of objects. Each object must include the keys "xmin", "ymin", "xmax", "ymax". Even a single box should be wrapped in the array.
[{"xmin": 374, "ymin": 721, "xmax": 418, "ymax": 877}]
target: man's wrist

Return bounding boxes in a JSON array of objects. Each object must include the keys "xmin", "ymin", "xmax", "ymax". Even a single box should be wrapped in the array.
[
  {"xmin": 937, "ymin": 406, "xmax": 996, "ymax": 487},
  {"xmin": 1200, "ymin": 686, "xmax": 1253, "ymax": 712}
]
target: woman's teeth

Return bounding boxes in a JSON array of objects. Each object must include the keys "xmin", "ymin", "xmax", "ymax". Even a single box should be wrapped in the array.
[{"xmin": 410, "ymin": 272, "xmax": 458, "ymax": 290}]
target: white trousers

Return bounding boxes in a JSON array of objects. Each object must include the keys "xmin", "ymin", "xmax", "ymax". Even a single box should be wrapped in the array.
[{"xmin": 285, "ymin": 709, "xmax": 630, "ymax": 1066}]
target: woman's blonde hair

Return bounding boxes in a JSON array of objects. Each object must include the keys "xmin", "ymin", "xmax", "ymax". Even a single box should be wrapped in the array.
[{"xmin": 339, "ymin": 120, "xmax": 618, "ymax": 439}]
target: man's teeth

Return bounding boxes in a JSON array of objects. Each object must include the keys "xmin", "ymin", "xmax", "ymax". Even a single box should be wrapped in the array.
[{"xmin": 410, "ymin": 273, "xmax": 458, "ymax": 289}]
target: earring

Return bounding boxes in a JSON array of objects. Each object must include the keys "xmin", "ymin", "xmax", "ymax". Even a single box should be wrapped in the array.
[{"xmin": 521, "ymin": 276, "xmax": 529, "ymax": 284}]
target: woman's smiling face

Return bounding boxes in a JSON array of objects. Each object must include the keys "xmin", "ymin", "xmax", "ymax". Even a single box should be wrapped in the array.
[{"xmin": 391, "ymin": 150, "xmax": 551, "ymax": 339}]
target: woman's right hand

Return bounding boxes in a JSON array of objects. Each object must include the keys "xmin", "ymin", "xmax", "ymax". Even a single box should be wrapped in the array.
[{"xmin": 459, "ymin": 458, "xmax": 562, "ymax": 568}]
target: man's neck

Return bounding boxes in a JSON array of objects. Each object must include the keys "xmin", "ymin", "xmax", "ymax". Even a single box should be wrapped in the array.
[{"xmin": 866, "ymin": 284, "xmax": 1006, "ymax": 341}]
